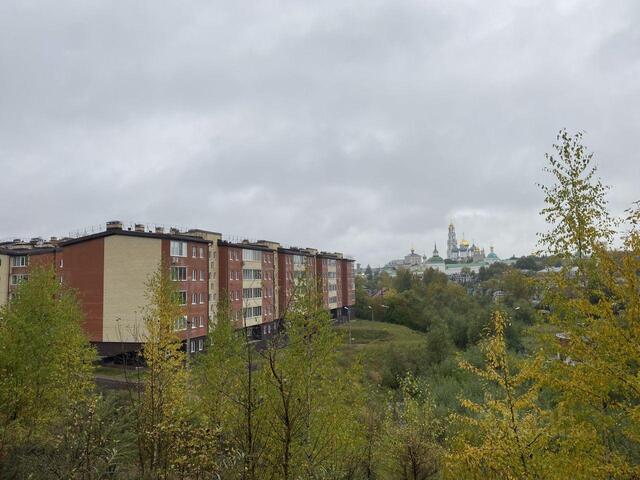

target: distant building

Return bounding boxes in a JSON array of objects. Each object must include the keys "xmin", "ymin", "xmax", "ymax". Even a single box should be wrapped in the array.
[
  {"xmin": 485, "ymin": 245, "xmax": 500, "ymax": 264},
  {"xmin": 423, "ymin": 243, "xmax": 445, "ymax": 273},
  {"xmin": 446, "ymin": 222, "xmax": 485, "ymax": 261}
]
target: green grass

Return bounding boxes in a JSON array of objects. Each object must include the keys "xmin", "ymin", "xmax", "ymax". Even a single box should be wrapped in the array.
[
  {"xmin": 335, "ymin": 319, "xmax": 427, "ymax": 386},
  {"xmin": 336, "ymin": 319, "xmax": 426, "ymax": 346}
]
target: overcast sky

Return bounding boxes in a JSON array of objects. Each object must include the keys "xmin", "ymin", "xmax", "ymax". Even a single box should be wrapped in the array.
[{"xmin": 1, "ymin": 1, "xmax": 638, "ymax": 266}]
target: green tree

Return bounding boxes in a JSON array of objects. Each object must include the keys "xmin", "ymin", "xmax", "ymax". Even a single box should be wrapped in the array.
[
  {"xmin": 261, "ymin": 275, "xmax": 363, "ymax": 479},
  {"xmin": 365, "ymin": 264, "xmax": 373, "ymax": 282},
  {"xmin": 129, "ymin": 263, "xmax": 220, "ymax": 479},
  {"xmin": 382, "ymin": 373, "xmax": 443, "ymax": 480},
  {"xmin": 0, "ymin": 267, "xmax": 97, "ymax": 476},
  {"xmin": 534, "ymin": 133, "xmax": 640, "ymax": 477},
  {"xmin": 538, "ymin": 129, "xmax": 615, "ymax": 258},
  {"xmin": 196, "ymin": 296, "xmax": 261, "ymax": 479},
  {"xmin": 394, "ymin": 268, "xmax": 414, "ymax": 292}
]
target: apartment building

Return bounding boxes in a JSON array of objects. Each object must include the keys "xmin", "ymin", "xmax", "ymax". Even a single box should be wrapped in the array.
[
  {"xmin": 216, "ymin": 240, "xmax": 281, "ymax": 340},
  {"xmin": 0, "ymin": 221, "xmax": 356, "ymax": 356},
  {"xmin": 277, "ymin": 247, "xmax": 316, "ymax": 318},
  {"xmin": 0, "ymin": 239, "xmax": 63, "ymax": 308}
]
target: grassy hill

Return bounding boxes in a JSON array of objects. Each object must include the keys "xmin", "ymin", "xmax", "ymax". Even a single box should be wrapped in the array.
[{"xmin": 335, "ymin": 319, "xmax": 427, "ymax": 387}]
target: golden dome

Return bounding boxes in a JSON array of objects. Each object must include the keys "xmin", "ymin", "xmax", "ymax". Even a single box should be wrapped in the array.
[{"xmin": 460, "ymin": 238, "xmax": 470, "ymax": 247}]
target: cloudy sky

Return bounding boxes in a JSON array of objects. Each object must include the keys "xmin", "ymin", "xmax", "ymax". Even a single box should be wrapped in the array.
[{"xmin": 1, "ymin": 0, "xmax": 638, "ymax": 266}]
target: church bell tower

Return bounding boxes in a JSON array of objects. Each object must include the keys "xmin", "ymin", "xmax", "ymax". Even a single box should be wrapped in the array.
[{"xmin": 447, "ymin": 221, "xmax": 457, "ymax": 259}]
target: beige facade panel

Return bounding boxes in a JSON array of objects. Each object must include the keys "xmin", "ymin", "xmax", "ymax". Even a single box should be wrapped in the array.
[
  {"xmin": 0, "ymin": 254, "xmax": 8, "ymax": 307},
  {"xmin": 243, "ymin": 315, "xmax": 262, "ymax": 328},
  {"xmin": 102, "ymin": 235, "xmax": 162, "ymax": 343}
]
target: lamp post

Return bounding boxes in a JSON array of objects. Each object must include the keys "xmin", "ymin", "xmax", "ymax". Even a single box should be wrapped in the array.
[{"xmin": 367, "ymin": 305, "xmax": 374, "ymax": 322}]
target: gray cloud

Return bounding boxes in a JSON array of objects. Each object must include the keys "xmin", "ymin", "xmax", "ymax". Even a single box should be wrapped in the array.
[{"xmin": 1, "ymin": 0, "xmax": 638, "ymax": 266}]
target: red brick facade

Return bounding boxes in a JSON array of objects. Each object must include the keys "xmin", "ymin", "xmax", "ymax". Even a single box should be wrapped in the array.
[{"xmin": 0, "ymin": 222, "xmax": 355, "ymax": 353}]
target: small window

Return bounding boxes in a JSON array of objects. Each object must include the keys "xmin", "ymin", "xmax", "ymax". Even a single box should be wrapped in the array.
[
  {"xmin": 10, "ymin": 274, "xmax": 28, "ymax": 285},
  {"xmin": 192, "ymin": 270, "xmax": 197, "ymax": 281},
  {"xmin": 199, "ymin": 247, "xmax": 204, "ymax": 258},
  {"xmin": 199, "ymin": 316, "xmax": 204, "ymax": 327},
  {"xmin": 178, "ymin": 291, "xmax": 187, "ymax": 305},
  {"xmin": 170, "ymin": 241, "xmax": 187, "ymax": 257},
  {"xmin": 198, "ymin": 339, "xmax": 204, "ymax": 351},
  {"xmin": 192, "ymin": 292, "xmax": 197, "ymax": 305},
  {"xmin": 171, "ymin": 266, "xmax": 187, "ymax": 281},
  {"xmin": 11, "ymin": 256, "xmax": 27, "ymax": 267},
  {"xmin": 59, "ymin": 259, "xmax": 64, "ymax": 268},
  {"xmin": 191, "ymin": 341, "xmax": 196, "ymax": 353},
  {"xmin": 192, "ymin": 246, "xmax": 197, "ymax": 258},
  {"xmin": 199, "ymin": 292, "xmax": 204, "ymax": 304},
  {"xmin": 200, "ymin": 270, "xmax": 205, "ymax": 281}
]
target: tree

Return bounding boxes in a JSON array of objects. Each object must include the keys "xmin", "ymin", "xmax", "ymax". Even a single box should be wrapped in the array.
[
  {"xmin": 196, "ymin": 296, "xmax": 261, "ymax": 479},
  {"xmin": 261, "ymin": 275, "xmax": 363, "ymax": 479},
  {"xmin": 129, "ymin": 263, "xmax": 220, "ymax": 479},
  {"xmin": 424, "ymin": 320, "xmax": 453, "ymax": 366},
  {"xmin": 393, "ymin": 268, "xmax": 414, "ymax": 292},
  {"xmin": 446, "ymin": 311, "xmax": 551, "ymax": 480},
  {"xmin": 365, "ymin": 264, "xmax": 373, "ymax": 282},
  {"xmin": 534, "ymin": 133, "xmax": 640, "ymax": 476},
  {"xmin": 535, "ymin": 201, "xmax": 640, "ymax": 478},
  {"xmin": 0, "ymin": 267, "xmax": 97, "ymax": 477},
  {"xmin": 382, "ymin": 373, "xmax": 443, "ymax": 480},
  {"xmin": 538, "ymin": 129, "xmax": 615, "ymax": 258}
]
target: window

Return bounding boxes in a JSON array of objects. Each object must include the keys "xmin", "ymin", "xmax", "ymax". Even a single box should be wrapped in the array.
[
  {"xmin": 10, "ymin": 274, "xmax": 28, "ymax": 285},
  {"xmin": 199, "ymin": 247, "xmax": 204, "ymax": 258},
  {"xmin": 192, "ymin": 246, "xmax": 197, "ymax": 257},
  {"xmin": 170, "ymin": 241, "xmax": 187, "ymax": 257},
  {"xmin": 11, "ymin": 256, "xmax": 27, "ymax": 267},
  {"xmin": 191, "ymin": 316, "xmax": 197, "ymax": 328},
  {"xmin": 192, "ymin": 292, "xmax": 198, "ymax": 305},
  {"xmin": 170, "ymin": 266, "xmax": 187, "ymax": 281},
  {"xmin": 242, "ymin": 287, "xmax": 262, "ymax": 299},
  {"xmin": 198, "ymin": 339, "xmax": 204, "ymax": 351},
  {"xmin": 242, "ymin": 249, "xmax": 262, "ymax": 262},
  {"xmin": 242, "ymin": 306, "xmax": 262, "ymax": 318},
  {"xmin": 174, "ymin": 315, "xmax": 187, "ymax": 331},
  {"xmin": 59, "ymin": 259, "xmax": 64, "ymax": 268},
  {"xmin": 199, "ymin": 292, "xmax": 204, "ymax": 304},
  {"xmin": 178, "ymin": 291, "xmax": 187, "ymax": 305},
  {"xmin": 191, "ymin": 341, "xmax": 196, "ymax": 353},
  {"xmin": 192, "ymin": 269, "xmax": 197, "ymax": 281},
  {"xmin": 200, "ymin": 270, "xmax": 205, "ymax": 281},
  {"xmin": 199, "ymin": 316, "xmax": 204, "ymax": 327},
  {"xmin": 242, "ymin": 269, "xmax": 262, "ymax": 280}
]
